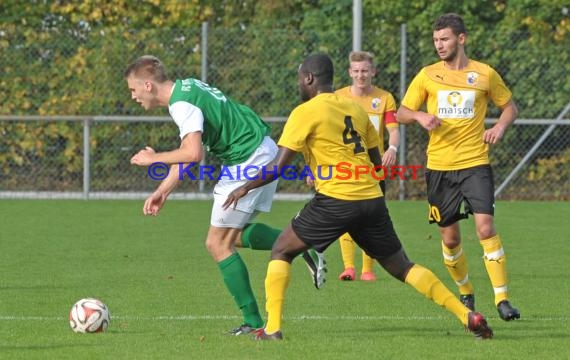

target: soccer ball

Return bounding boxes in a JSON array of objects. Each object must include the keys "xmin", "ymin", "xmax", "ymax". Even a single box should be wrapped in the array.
[{"xmin": 69, "ymin": 298, "xmax": 110, "ymax": 333}]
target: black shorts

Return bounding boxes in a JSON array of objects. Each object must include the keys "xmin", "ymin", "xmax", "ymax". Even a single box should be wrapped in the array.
[
  {"xmin": 425, "ymin": 165, "xmax": 495, "ymax": 227},
  {"xmin": 292, "ymin": 193, "xmax": 402, "ymax": 260}
]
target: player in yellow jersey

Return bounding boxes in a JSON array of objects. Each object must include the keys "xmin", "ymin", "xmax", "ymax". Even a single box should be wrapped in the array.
[
  {"xmin": 224, "ymin": 53, "xmax": 493, "ymax": 340},
  {"xmin": 335, "ymin": 51, "xmax": 400, "ymax": 281},
  {"xmin": 397, "ymin": 13, "xmax": 520, "ymax": 321}
]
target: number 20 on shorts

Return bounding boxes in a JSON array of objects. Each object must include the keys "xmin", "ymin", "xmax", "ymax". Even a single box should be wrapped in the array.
[{"xmin": 428, "ymin": 205, "xmax": 441, "ymax": 223}]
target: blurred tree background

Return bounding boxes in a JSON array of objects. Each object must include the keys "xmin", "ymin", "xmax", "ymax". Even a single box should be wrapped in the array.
[{"xmin": 0, "ymin": 0, "xmax": 568, "ymax": 198}]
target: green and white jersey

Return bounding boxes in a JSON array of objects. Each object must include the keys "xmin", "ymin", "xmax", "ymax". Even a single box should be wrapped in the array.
[{"xmin": 169, "ymin": 78, "xmax": 270, "ymax": 165}]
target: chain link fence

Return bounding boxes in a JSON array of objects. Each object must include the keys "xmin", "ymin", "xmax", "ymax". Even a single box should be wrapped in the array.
[{"xmin": 0, "ymin": 24, "xmax": 568, "ymax": 200}]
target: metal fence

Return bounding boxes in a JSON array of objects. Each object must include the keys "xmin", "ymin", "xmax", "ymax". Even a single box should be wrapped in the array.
[
  {"xmin": 1, "ymin": 23, "xmax": 569, "ymax": 200},
  {"xmin": 1, "ymin": 112, "xmax": 568, "ymax": 201}
]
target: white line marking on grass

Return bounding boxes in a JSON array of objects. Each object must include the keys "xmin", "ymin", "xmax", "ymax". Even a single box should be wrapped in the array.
[{"xmin": 1, "ymin": 314, "xmax": 568, "ymax": 321}]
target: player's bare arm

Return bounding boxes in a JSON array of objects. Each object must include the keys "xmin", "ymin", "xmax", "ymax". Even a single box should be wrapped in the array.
[
  {"xmin": 223, "ymin": 147, "xmax": 297, "ymax": 210},
  {"xmin": 382, "ymin": 126, "xmax": 399, "ymax": 166},
  {"xmin": 142, "ymin": 191, "xmax": 168, "ymax": 216},
  {"xmin": 132, "ymin": 133, "xmax": 203, "ymax": 216},
  {"xmin": 130, "ymin": 132, "xmax": 204, "ymax": 166},
  {"xmin": 396, "ymin": 105, "xmax": 441, "ymax": 131},
  {"xmin": 130, "ymin": 146, "xmax": 157, "ymax": 166},
  {"xmin": 141, "ymin": 163, "xmax": 185, "ymax": 216},
  {"xmin": 483, "ymin": 100, "xmax": 518, "ymax": 144}
]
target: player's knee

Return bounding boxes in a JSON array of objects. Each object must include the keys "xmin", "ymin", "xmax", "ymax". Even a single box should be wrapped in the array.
[
  {"xmin": 269, "ymin": 225, "xmax": 306, "ymax": 263},
  {"xmin": 393, "ymin": 262, "xmax": 414, "ymax": 282},
  {"xmin": 439, "ymin": 223, "xmax": 462, "ymax": 246},
  {"xmin": 476, "ymin": 225, "xmax": 495, "ymax": 240},
  {"xmin": 443, "ymin": 238, "xmax": 461, "ymax": 248},
  {"xmin": 270, "ymin": 242, "xmax": 299, "ymax": 263},
  {"xmin": 474, "ymin": 214, "xmax": 496, "ymax": 239},
  {"xmin": 379, "ymin": 249, "xmax": 414, "ymax": 282},
  {"xmin": 270, "ymin": 249, "xmax": 291, "ymax": 262},
  {"xmin": 204, "ymin": 236, "xmax": 218, "ymax": 255},
  {"xmin": 204, "ymin": 234, "xmax": 233, "ymax": 259}
]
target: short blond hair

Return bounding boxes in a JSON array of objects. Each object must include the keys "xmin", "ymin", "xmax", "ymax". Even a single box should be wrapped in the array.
[
  {"xmin": 124, "ymin": 55, "xmax": 169, "ymax": 83},
  {"xmin": 349, "ymin": 51, "xmax": 374, "ymax": 65}
]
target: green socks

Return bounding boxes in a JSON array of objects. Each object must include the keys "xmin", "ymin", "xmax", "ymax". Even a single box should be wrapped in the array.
[
  {"xmin": 218, "ymin": 252, "xmax": 264, "ymax": 328},
  {"xmin": 241, "ymin": 223, "xmax": 281, "ymax": 250},
  {"xmin": 217, "ymin": 223, "xmax": 282, "ymax": 327}
]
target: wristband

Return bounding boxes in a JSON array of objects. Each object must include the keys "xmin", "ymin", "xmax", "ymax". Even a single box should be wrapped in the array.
[{"xmin": 389, "ymin": 145, "xmax": 398, "ymax": 153}]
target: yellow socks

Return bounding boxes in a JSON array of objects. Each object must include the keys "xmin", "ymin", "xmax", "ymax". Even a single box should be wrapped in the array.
[
  {"xmin": 405, "ymin": 264, "xmax": 470, "ymax": 326},
  {"xmin": 264, "ymin": 260, "xmax": 291, "ymax": 334},
  {"xmin": 480, "ymin": 234, "xmax": 509, "ymax": 305},
  {"xmin": 442, "ymin": 242, "xmax": 474, "ymax": 296},
  {"xmin": 340, "ymin": 233, "xmax": 375, "ymax": 274},
  {"xmin": 362, "ymin": 252, "xmax": 375, "ymax": 274},
  {"xmin": 339, "ymin": 233, "xmax": 356, "ymax": 269},
  {"xmin": 442, "ymin": 235, "xmax": 510, "ymax": 306}
]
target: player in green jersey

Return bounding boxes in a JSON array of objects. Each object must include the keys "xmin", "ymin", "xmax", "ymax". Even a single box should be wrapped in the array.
[{"xmin": 124, "ymin": 55, "xmax": 326, "ymax": 335}]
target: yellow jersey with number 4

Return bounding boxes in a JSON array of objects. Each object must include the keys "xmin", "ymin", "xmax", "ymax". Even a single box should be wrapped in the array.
[
  {"xmin": 278, "ymin": 93, "xmax": 382, "ymax": 200},
  {"xmin": 402, "ymin": 60, "xmax": 512, "ymax": 170}
]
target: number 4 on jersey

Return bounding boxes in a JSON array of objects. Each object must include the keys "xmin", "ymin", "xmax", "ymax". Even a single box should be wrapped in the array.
[{"xmin": 342, "ymin": 116, "xmax": 365, "ymax": 154}]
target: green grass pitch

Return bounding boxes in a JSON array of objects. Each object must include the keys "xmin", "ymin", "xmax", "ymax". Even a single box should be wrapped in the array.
[{"xmin": 1, "ymin": 200, "xmax": 568, "ymax": 359}]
